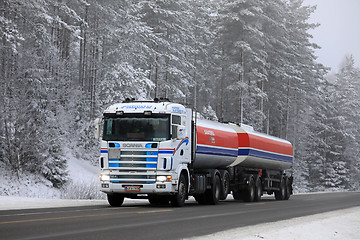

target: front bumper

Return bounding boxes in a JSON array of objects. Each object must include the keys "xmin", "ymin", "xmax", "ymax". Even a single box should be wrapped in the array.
[{"xmin": 100, "ymin": 181, "xmax": 176, "ymax": 195}]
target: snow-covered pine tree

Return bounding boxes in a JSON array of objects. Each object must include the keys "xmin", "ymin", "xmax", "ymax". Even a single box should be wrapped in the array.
[{"xmin": 333, "ymin": 55, "xmax": 360, "ymax": 190}]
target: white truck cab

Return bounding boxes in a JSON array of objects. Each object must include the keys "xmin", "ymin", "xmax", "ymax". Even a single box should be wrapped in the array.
[{"xmin": 97, "ymin": 99, "xmax": 192, "ymax": 206}]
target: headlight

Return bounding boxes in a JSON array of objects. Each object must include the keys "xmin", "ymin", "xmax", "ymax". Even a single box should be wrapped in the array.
[
  {"xmin": 100, "ymin": 174, "xmax": 110, "ymax": 181},
  {"xmin": 156, "ymin": 176, "xmax": 172, "ymax": 182},
  {"xmin": 157, "ymin": 176, "xmax": 167, "ymax": 182}
]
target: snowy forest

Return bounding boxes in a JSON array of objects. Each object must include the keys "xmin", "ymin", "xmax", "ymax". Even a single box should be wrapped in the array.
[{"xmin": 0, "ymin": 0, "xmax": 359, "ymax": 198}]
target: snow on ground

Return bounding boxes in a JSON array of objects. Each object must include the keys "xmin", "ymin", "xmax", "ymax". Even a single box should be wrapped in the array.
[
  {"xmin": 0, "ymin": 162, "xmax": 60, "ymax": 198},
  {"xmin": 0, "ymin": 150, "xmax": 103, "ymax": 199},
  {"xmin": 0, "ymin": 195, "xmax": 359, "ymax": 240},
  {"xmin": 65, "ymin": 148, "xmax": 99, "ymax": 184},
  {"xmin": 189, "ymin": 206, "xmax": 360, "ymax": 240}
]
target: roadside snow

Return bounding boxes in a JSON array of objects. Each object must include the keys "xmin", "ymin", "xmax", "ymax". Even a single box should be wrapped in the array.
[
  {"xmin": 65, "ymin": 149, "xmax": 99, "ymax": 184},
  {"xmin": 0, "ymin": 162, "xmax": 60, "ymax": 198},
  {"xmin": 189, "ymin": 206, "xmax": 360, "ymax": 240},
  {"xmin": 0, "ymin": 151, "xmax": 102, "ymax": 199}
]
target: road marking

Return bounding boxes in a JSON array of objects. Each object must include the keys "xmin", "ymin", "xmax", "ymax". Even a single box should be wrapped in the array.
[
  {"xmin": 0, "ymin": 209, "xmax": 172, "ymax": 225},
  {"xmin": 245, "ymin": 202, "xmax": 266, "ymax": 206},
  {"xmin": 0, "ymin": 206, "xmax": 140, "ymax": 218}
]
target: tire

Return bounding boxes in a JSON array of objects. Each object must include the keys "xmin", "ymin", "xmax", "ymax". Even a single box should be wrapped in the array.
[
  {"xmin": 205, "ymin": 174, "xmax": 221, "ymax": 205},
  {"xmin": 254, "ymin": 175, "xmax": 262, "ymax": 202},
  {"xmin": 244, "ymin": 176, "xmax": 255, "ymax": 202},
  {"xmin": 275, "ymin": 177, "xmax": 286, "ymax": 200},
  {"xmin": 220, "ymin": 171, "xmax": 230, "ymax": 201},
  {"xmin": 284, "ymin": 177, "xmax": 291, "ymax": 200},
  {"xmin": 171, "ymin": 174, "xmax": 188, "ymax": 207},
  {"xmin": 107, "ymin": 194, "xmax": 124, "ymax": 207}
]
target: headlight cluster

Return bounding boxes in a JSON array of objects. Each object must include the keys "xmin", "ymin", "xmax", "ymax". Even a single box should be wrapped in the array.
[
  {"xmin": 156, "ymin": 175, "xmax": 172, "ymax": 182},
  {"xmin": 100, "ymin": 174, "xmax": 110, "ymax": 181}
]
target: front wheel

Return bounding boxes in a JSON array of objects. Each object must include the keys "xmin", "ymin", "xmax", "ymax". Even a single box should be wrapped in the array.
[
  {"xmin": 171, "ymin": 174, "xmax": 188, "ymax": 207},
  {"xmin": 107, "ymin": 194, "xmax": 124, "ymax": 207}
]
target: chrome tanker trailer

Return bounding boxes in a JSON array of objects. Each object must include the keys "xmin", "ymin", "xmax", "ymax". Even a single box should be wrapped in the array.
[{"xmin": 96, "ymin": 99, "xmax": 293, "ymax": 207}]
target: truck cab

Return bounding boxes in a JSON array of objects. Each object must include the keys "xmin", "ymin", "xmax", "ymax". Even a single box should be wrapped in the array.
[{"xmin": 96, "ymin": 99, "xmax": 192, "ymax": 206}]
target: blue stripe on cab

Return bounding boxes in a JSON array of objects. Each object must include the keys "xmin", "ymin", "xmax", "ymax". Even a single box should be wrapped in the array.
[
  {"xmin": 159, "ymin": 151, "xmax": 174, "ymax": 154},
  {"xmin": 146, "ymin": 164, "xmax": 157, "ymax": 168}
]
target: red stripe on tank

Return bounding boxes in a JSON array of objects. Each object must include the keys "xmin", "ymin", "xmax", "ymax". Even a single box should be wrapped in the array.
[
  {"xmin": 197, "ymin": 126, "xmax": 238, "ymax": 149},
  {"xmin": 238, "ymin": 133, "xmax": 293, "ymax": 156}
]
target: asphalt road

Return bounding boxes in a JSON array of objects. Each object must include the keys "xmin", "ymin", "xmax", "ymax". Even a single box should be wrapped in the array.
[{"xmin": 0, "ymin": 192, "xmax": 359, "ymax": 240}]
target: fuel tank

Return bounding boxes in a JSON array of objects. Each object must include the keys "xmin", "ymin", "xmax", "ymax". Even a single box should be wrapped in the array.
[{"xmin": 193, "ymin": 119, "xmax": 293, "ymax": 170}]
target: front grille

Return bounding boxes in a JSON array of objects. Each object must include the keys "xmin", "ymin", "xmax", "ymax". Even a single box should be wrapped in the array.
[
  {"xmin": 108, "ymin": 147, "xmax": 158, "ymax": 184},
  {"xmin": 110, "ymin": 174, "xmax": 156, "ymax": 184}
]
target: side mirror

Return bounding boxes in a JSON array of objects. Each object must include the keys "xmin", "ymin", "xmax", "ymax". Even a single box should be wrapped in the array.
[{"xmin": 94, "ymin": 118, "xmax": 101, "ymax": 139}]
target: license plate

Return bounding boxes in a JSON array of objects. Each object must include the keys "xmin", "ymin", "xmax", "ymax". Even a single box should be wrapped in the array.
[{"xmin": 124, "ymin": 186, "xmax": 141, "ymax": 192}]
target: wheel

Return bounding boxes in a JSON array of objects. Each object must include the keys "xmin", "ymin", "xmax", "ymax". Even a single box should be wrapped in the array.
[
  {"xmin": 275, "ymin": 177, "xmax": 286, "ymax": 200},
  {"xmin": 244, "ymin": 176, "xmax": 255, "ymax": 202},
  {"xmin": 171, "ymin": 174, "xmax": 188, "ymax": 207},
  {"xmin": 107, "ymin": 194, "xmax": 124, "ymax": 207},
  {"xmin": 284, "ymin": 177, "xmax": 291, "ymax": 200},
  {"xmin": 205, "ymin": 174, "xmax": 221, "ymax": 205},
  {"xmin": 254, "ymin": 175, "xmax": 262, "ymax": 202},
  {"xmin": 220, "ymin": 171, "xmax": 230, "ymax": 201}
]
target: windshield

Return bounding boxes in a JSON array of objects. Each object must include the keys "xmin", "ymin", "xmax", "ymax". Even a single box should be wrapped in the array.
[{"xmin": 102, "ymin": 115, "xmax": 170, "ymax": 141}]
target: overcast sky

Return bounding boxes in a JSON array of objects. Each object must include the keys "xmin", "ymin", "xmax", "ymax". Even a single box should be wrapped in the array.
[{"xmin": 303, "ymin": 0, "xmax": 360, "ymax": 72}]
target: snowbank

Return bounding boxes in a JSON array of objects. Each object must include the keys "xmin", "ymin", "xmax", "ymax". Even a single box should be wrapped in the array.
[
  {"xmin": 0, "ymin": 162, "xmax": 60, "ymax": 198},
  {"xmin": 0, "ymin": 151, "xmax": 103, "ymax": 199},
  {"xmin": 189, "ymin": 206, "xmax": 360, "ymax": 240},
  {"xmin": 65, "ymin": 149, "xmax": 99, "ymax": 184}
]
